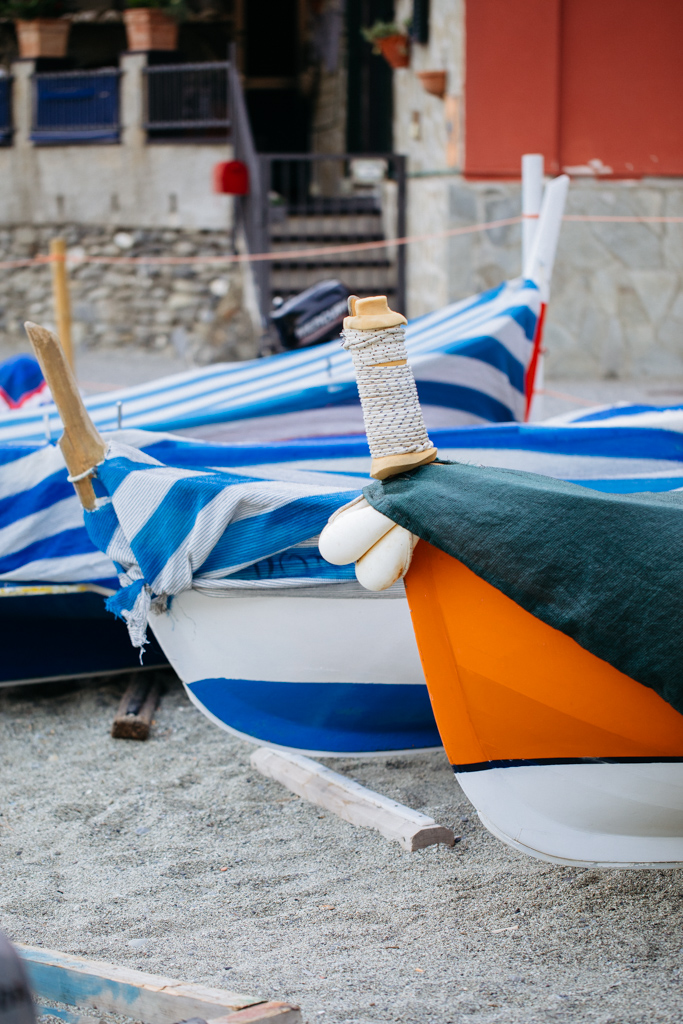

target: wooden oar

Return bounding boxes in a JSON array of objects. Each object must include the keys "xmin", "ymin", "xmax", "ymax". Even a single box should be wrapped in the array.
[{"xmin": 25, "ymin": 322, "xmax": 106, "ymax": 511}]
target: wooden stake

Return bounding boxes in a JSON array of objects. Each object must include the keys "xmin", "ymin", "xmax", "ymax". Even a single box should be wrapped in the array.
[
  {"xmin": 24, "ymin": 322, "xmax": 106, "ymax": 510},
  {"xmin": 50, "ymin": 237, "xmax": 74, "ymax": 370},
  {"xmin": 111, "ymin": 673, "xmax": 163, "ymax": 740}
]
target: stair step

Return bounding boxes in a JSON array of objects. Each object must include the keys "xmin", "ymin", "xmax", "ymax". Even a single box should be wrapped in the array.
[{"xmin": 271, "ymin": 268, "xmax": 396, "ymax": 291}]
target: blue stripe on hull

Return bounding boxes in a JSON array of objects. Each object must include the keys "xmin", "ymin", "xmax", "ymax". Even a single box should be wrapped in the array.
[{"xmin": 187, "ymin": 678, "xmax": 441, "ymax": 753}]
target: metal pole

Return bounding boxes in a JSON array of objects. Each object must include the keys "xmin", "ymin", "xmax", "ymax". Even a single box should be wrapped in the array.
[
  {"xmin": 49, "ymin": 237, "xmax": 74, "ymax": 370},
  {"xmin": 395, "ymin": 154, "xmax": 407, "ymax": 317}
]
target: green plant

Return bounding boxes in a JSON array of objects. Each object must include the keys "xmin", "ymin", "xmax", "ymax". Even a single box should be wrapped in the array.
[
  {"xmin": 0, "ymin": 0, "xmax": 64, "ymax": 18},
  {"xmin": 361, "ymin": 19, "xmax": 408, "ymax": 53},
  {"xmin": 125, "ymin": 0, "xmax": 187, "ymax": 18}
]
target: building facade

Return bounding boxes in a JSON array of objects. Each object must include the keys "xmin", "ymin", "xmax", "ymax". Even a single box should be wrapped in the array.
[{"xmin": 393, "ymin": 0, "xmax": 683, "ymax": 380}]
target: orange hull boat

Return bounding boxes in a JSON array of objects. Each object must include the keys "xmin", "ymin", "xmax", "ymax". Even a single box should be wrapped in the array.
[{"xmin": 404, "ymin": 542, "xmax": 683, "ymax": 867}]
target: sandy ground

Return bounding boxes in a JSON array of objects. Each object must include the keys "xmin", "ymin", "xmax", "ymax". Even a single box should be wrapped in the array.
[
  {"xmin": 2, "ymin": 350, "xmax": 683, "ymax": 1021},
  {"xmin": 1, "ymin": 672, "xmax": 682, "ymax": 1024}
]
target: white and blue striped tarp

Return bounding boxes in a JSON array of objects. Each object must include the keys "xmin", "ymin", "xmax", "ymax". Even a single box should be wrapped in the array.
[
  {"xmin": 550, "ymin": 401, "xmax": 683, "ymax": 432},
  {"xmin": 0, "ymin": 278, "xmax": 540, "ymax": 445},
  {"xmin": 3, "ymin": 421, "xmax": 683, "ymax": 616}
]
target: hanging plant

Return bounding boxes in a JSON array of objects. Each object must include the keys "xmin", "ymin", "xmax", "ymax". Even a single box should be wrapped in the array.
[{"xmin": 361, "ymin": 20, "xmax": 410, "ymax": 69}]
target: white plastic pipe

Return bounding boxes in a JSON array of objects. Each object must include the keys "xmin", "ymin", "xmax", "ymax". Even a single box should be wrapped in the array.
[
  {"xmin": 521, "ymin": 154, "xmax": 544, "ymax": 273},
  {"xmin": 523, "ymin": 173, "xmax": 569, "ymax": 303}
]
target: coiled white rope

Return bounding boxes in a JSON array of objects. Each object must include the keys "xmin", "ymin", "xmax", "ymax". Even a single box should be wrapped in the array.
[{"xmin": 341, "ymin": 324, "xmax": 433, "ymax": 459}]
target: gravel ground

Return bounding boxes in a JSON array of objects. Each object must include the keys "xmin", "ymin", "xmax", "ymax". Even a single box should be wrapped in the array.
[{"xmin": 1, "ymin": 673, "xmax": 682, "ymax": 1024}]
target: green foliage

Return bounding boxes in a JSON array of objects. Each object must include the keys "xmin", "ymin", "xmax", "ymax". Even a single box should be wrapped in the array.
[
  {"xmin": 0, "ymin": 0, "xmax": 64, "ymax": 19},
  {"xmin": 360, "ymin": 19, "xmax": 404, "ymax": 43},
  {"xmin": 125, "ymin": 0, "xmax": 187, "ymax": 19}
]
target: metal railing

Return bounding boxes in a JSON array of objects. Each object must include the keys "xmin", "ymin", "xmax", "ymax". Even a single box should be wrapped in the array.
[
  {"xmin": 31, "ymin": 69, "xmax": 120, "ymax": 144},
  {"xmin": 257, "ymin": 153, "xmax": 407, "ymax": 328},
  {"xmin": 0, "ymin": 76, "xmax": 11, "ymax": 145},
  {"xmin": 228, "ymin": 57, "xmax": 268, "ymax": 329},
  {"xmin": 144, "ymin": 62, "xmax": 230, "ymax": 140}
]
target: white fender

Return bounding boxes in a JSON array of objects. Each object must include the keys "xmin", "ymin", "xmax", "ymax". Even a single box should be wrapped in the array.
[
  {"xmin": 355, "ymin": 524, "xmax": 416, "ymax": 592},
  {"xmin": 319, "ymin": 497, "xmax": 397, "ymax": 566}
]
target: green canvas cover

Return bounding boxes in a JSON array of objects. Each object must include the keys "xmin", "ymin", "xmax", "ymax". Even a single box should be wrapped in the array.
[{"xmin": 364, "ymin": 462, "xmax": 683, "ymax": 716}]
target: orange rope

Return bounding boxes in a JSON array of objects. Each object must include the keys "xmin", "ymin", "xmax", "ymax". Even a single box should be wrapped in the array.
[{"xmin": 0, "ymin": 213, "xmax": 681, "ymax": 270}]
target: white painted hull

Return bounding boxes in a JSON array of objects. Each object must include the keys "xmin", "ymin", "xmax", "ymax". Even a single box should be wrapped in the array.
[
  {"xmin": 457, "ymin": 761, "xmax": 683, "ymax": 867},
  {"xmin": 149, "ymin": 584, "xmax": 439, "ymax": 756}
]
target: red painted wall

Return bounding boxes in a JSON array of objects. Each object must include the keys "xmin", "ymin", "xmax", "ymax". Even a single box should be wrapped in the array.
[
  {"xmin": 464, "ymin": 0, "xmax": 683, "ymax": 179},
  {"xmin": 464, "ymin": 0, "xmax": 561, "ymax": 178},
  {"xmin": 560, "ymin": 0, "xmax": 683, "ymax": 177}
]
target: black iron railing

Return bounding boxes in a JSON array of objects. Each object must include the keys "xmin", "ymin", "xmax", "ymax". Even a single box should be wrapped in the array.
[
  {"xmin": 144, "ymin": 62, "xmax": 230, "ymax": 140},
  {"xmin": 257, "ymin": 153, "xmax": 407, "ymax": 326},
  {"xmin": 228, "ymin": 58, "xmax": 268, "ymax": 329},
  {"xmin": 31, "ymin": 69, "xmax": 120, "ymax": 144}
]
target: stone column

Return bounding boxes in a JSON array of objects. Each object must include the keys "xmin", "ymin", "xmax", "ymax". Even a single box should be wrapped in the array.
[
  {"xmin": 120, "ymin": 51, "xmax": 147, "ymax": 151},
  {"xmin": 11, "ymin": 58, "xmax": 34, "ymax": 148},
  {"xmin": 9, "ymin": 59, "xmax": 37, "ymax": 222}
]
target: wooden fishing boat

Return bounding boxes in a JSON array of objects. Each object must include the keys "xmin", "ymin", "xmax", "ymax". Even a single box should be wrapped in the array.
[
  {"xmin": 150, "ymin": 583, "xmax": 434, "ymax": 755},
  {"xmin": 0, "ymin": 583, "xmax": 166, "ymax": 687},
  {"xmin": 318, "ymin": 280, "xmax": 683, "ymax": 866},
  {"xmin": 404, "ymin": 544, "xmax": 683, "ymax": 867}
]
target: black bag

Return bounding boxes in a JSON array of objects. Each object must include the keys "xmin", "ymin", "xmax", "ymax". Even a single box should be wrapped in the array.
[{"xmin": 271, "ymin": 279, "xmax": 350, "ymax": 350}]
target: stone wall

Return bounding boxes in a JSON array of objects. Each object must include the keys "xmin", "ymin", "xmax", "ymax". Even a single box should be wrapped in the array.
[
  {"xmin": 0, "ymin": 226, "xmax": 260, "ymax": 364},
  {"xmin": 406, "ymin": 175, "xmax": 683, "ymax": 380}
]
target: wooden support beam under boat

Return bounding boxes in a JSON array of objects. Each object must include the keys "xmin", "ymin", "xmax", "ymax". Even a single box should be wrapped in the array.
[
  {"xmin": 251, "ymin": 747, "xmax": 456, "ymax": 851},
  {"xmin": 111, "ymin": 672, "xmax": 164, "ymax": 740}
]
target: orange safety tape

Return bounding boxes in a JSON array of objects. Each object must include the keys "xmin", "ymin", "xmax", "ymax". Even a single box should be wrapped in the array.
[{"xmin": 0, "ymin": 213, "xmax": 682, "ymax": 270}]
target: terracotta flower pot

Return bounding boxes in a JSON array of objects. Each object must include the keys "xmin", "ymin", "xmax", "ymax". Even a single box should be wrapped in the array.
[
  {"xmin": 376, "ymin": 34, "xmax": 410, "ymax": 69},
  {"xmin": 123, "ymin": 8, "xmax": 178, "ymax": 52},
  {"xmin": 417, "ymin": 70, "xmax": 447, "ymax": 99},
  {"xmin": 15, "ymin": 18, "xmax": 70, "ymax": 59}
]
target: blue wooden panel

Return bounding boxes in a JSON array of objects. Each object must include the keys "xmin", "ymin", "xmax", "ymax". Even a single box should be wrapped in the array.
[{"xmin": 32, "ymin": 72, "xmax": 119, "ymax": 143}]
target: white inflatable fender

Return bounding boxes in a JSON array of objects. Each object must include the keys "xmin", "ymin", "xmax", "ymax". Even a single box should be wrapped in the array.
[
  {"xmin": 355, "ymin": 523, "xmax": 417, "ymax": 592},
  {"xmin": 318, "ymin": 496, "xmax": 418, "ymax": 591},
  {"xmin": 318, "ymin": 496, "xmax": 397, "ymax": 565}
]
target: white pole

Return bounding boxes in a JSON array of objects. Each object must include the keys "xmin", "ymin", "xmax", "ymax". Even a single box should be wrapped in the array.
[
  {"xmin": 524, "ymin": 173, "xmax": 569, "ymax": 302},
  {"xmin": 521, "ymin": 154, "xmax": 544, "ymax": 275},
  {"xmin": 523, "ymin": 173, "xmax": 570, "ymax": 422}
]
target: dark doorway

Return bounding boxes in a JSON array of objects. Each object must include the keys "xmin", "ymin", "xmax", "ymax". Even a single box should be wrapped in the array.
[
  {"xmin": 346, "ymin": 0, "xmax": 394, "ymax": 152},
  {"xmin": 243, "ymin": 0, "xmax": 310, "ymax": 153}
]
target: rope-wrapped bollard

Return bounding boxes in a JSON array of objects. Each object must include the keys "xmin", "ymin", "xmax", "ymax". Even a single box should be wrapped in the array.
[
  {"xmin": 319, "ymin": 296, "xmax": 436, "ymax": 590},
  {"xmin": 342, "ymin": 296, "xmax": 437, "ymax": 480}
]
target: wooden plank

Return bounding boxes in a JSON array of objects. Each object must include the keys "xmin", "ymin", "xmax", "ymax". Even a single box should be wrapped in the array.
[
  {"xmin": 251, "ymin": 748, "xmax": 455, "ymax": 852},
  {"xmin": 111, "ymin": 674, "xmax": 162, "ymax": 740},
  {"xmin": 17, "ymin": 946, "xmax": 291, "ymax": 1024}
]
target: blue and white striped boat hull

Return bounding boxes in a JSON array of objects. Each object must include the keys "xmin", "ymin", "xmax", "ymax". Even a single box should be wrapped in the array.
[
  {"xmin": 151, "ymin": 584, "xmax": 439, "ymax": 756},
  {"xmin": 6, "ymin": 417, "xmax": 683, "ymax": 756}
]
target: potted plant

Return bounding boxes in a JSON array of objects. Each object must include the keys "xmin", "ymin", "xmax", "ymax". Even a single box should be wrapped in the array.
[
  {"xmin": 2, "ymin": 0, "xmax": 70, "ymax": 59},
  {"xmin": 123, "ymin": 0, "xmax": 185, "ymax": 52},
  {"xmin": 417, "ymin": 70, "xmax": 447, "ymax": 99},
  {"xmin": 361, "ymin": 20, "xmax": 410, "ymax": 69}
]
